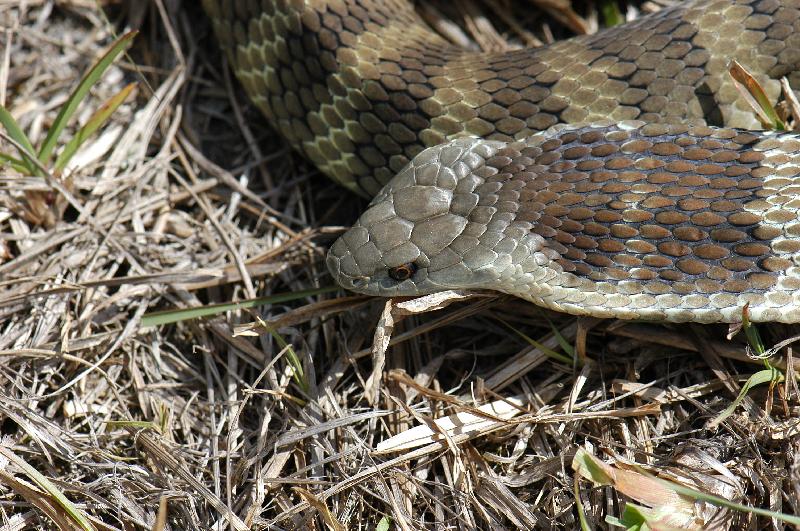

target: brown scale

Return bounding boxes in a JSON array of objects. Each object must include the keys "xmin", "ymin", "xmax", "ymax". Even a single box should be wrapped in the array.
[
  {"xmin": 485, "ymin": 124, "xmax": 793, "ymax": 292},
  {"xmin": 204, "ymin": 0, "xmax": 800, "ymax": 196}
]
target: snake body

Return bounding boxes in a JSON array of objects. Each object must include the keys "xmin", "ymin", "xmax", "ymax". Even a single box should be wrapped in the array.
[
  {"xmin": 328, "ymin": 121, "xmax": 800, "ymax": 323},
  {"xmin": 204, "ymin": 0, "xmax": 800, "ymax": 322}
]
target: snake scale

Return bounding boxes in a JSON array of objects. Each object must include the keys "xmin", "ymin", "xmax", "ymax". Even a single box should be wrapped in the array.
[{"xmin": 204, "ymin": 0, "xmax": 800, "ymax": 323}]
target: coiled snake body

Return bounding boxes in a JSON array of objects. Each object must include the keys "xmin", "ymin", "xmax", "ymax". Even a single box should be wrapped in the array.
[{"xmin": 204, "ymin": 0, "xmax": 800, "ymax": 323}]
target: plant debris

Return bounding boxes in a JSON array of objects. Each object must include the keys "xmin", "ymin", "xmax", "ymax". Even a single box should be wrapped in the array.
[{"xmin": 0, "ymin": 1, "xmax": 799, "ymax": 529}]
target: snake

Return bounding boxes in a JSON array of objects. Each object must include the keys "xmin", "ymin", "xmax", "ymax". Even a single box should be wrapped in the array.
[{"xmin": 203, "ymin": 0, "xmax": 800, "ymax": 323}]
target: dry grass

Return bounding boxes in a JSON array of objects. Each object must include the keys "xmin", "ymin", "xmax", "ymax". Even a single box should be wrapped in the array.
[{"xmin": 0, "ymin": 0, "xmax": 798, "ymax": 529}]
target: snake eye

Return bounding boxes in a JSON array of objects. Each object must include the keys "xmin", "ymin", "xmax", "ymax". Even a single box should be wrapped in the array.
[{"xmin": 388, "ymin": 262, "xmax": 417, "ymax": 281}]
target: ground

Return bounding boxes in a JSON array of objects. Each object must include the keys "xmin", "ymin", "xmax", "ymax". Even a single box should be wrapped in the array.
[{"xmin": 0, "ymin": 0, "xmax": 798, "ymax": 529}]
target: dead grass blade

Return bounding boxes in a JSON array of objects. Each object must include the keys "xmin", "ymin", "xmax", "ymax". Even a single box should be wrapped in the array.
[
  {"xmin": 729, "ymin": 60, "xmax": 786, "ymax": 130},
  {"xmin": 292, "ymin": 487, "xmax": 346, "ymax": 531},
  {"xmin": 375, "ymin": 395, "xmax": 526, "ymax": 453}
]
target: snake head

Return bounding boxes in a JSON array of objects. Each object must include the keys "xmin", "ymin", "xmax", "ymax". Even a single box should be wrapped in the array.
[{"xmin": 327, "ymin": 137, "xmax": 540, "ymax": 297}]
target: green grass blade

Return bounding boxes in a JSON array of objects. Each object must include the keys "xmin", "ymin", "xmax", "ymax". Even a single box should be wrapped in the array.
[
  {"xmin": 54, "ymin": 82, "xmax": 136, "ymax": 172},
  {"xmin": 256, "ymin": 316, "xmax": 308, "ymax": 394},
  {"xmin": 0, "ymin": 106, "xmax": 38, "ymax": 174},
  {"xmin": 0, "ymin": 151, "xmax": 30, "ymax": 173},
  {"xmin": 497, "ymin": 318, "xmax": 574, "ymax": 365},
  {"xmin": 600, "ymin": 0, "xmax": 624, "ymax": 27},
  {"xmin": 643, "ymin": 464, "xmax": 800, "ymax": 526},
  {"xmin": 707, "ymin": 367, "xmax": 783, "ymax": 429},
  {"xmin": 605, "ymin": 503, "xmax": 647, "ymax": 530},
  {"xmin": 742, "ymin": 312, "xmax": 766, "ymax": 358},
  {"xmin": 574, "ymin": 474, "xmax": 593, "ymax": 531},
  {"xmin": 140, "ymin": 286, "xmax": 339, "ymax": 327},
  {"xmin": 541, "ymin": 313, "xmax": 576, "ymax": 357},
  {"xmin": 0, "ymin": 446, "xmax": 95, "ymax": 531},
  {"xmin": 37, "ymin": 30, "xmax": 137, "ymax": 165}
]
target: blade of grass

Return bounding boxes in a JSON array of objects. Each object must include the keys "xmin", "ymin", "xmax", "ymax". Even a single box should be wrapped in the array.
[
  {"xmin": 541, "ymin": 313, "xmax": 576, "ymax": 357},
  {"xmin": 0, "ymin": 106, "xmax": 38, "ymax": 174},
  {"xmin": 496, "ymin": 318, "xmax": 574, "ymax": 365},
  {"xmin": 729, "ymin": 60, "xmax": 786, "ymax": 131},
  {"xmin": 54, "ymin": 82, "xmax": 136, "ymax": 172},
  {"xmin": 37, "ymin": 31, "xmax": 137, "ymax": 165},
  {"xmin": 0, "ymin": 445, "xmax": 95, "ymax": 531},
  {"xmin": 574, "ymin": 473, "xmax": 592, "ymax": 531},
  {"xmin": 254, "ymin": 316, "xmax": 308, "ymax": 394},
  {"xmin": 599, "ymin": 0, "xmax": 624, "ymax": 27},
  {"xmin": 741, "ymin": 305, "xmax": 766, "ymax": 356},
  {"xmin": 0, "ymin": 129, "xmax": 53, "ymax": 178},
  {"xmin": 640, "ymin": 462, "xmax": 800, "ymax": 526},
  {"xmin": 0, "ymin": 151, "xmax": 30, "ymax": 173},
  {"xmin": 140, "ymin": 285, "xmax": 338, "ymax": 327},
  {"xmin": 707, "ymin": 367, "xmax": 784, "ymax": 429}
]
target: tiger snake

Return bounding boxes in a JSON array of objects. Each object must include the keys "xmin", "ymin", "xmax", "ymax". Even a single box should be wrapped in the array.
[{"xmin": 203, "ymin": 0, "xmax": 800, "ymax": 323}]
